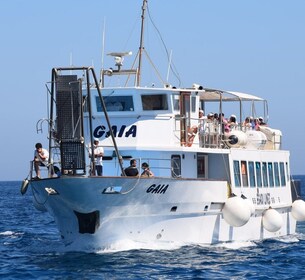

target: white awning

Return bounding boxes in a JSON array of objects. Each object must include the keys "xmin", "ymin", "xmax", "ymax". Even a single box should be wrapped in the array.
[{"xmin": 199, "ymin": 88, "xmax": 265, "ymax": 102}]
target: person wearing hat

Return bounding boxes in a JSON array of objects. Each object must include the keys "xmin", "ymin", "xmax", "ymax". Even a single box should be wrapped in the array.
[
  {"xmin": 141, "ymin": 162, "xmax": 154, "ymax": 177},
  {"xmin": 198, "ymin": 109, "xmax": 207, "ymax": 147},
  {"xmin": 89, "ymin": 138, "xmax": 104, "ymax": 176}
]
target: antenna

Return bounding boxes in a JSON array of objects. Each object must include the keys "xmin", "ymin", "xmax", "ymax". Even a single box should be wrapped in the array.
[
  {"xmin": 69, "ymin": 52, "xmax": 73, "ymax": 74},
  {"xmin": 166, "ymin": 49, "xmax": 173, "ymax": 83},
  {"xmin": 136, "ymin": 0, "xmax": 147, "ymax": 87},
  {"xmin": 101, "ymin": 17, "xmax": 106, "ymax": 70}
]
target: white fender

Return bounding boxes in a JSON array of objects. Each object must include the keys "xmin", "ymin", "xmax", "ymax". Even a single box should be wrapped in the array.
[
  {"xmin": 291, "ymin": 199, "xmax": 305, "ymax": 221},
  {"xmin": 223, "ymin": 196, "xmax": 251, "ymax": 227},
  {"xmin": 20, "ymin": 179, "xmax": 29, "ymax": 195},
  {"xmin": 262, "ymin": 208, "xmax": 282, "ymax": 232}
]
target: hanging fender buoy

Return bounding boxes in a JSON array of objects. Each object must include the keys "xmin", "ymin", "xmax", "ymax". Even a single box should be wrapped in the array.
[
  {"xmin": 291, "ymin": 199, "xmax": 305, "ymax": 221},
  {"xmin": 262, "ymin": 208, "xmax": 283, "ymax": 232},
  {"xmin": 20, "ymin": 179, "xmax": 30, "ymax": 195},
  {"xmin": 223, "ymin": 195, "xmax": 251, "ymax": 227}
]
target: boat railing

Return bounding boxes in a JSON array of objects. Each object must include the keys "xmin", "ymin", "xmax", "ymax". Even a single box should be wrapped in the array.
[
  {"xmin": 28, "ymin": 160, "xmax": 60, "ymax": 180},
  {"xmin": 175, "ymin": 115, "xmax": 280, "ymax": 150},
  {"xmin": 100, "ymin": 156, "xmax": 180, "ymax": 178}
]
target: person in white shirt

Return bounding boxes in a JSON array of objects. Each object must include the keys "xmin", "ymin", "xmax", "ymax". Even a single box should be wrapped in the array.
[
  {"xmin": 89, "ymin": 138, "xmax": 104, "ymax": 176},
  {"xmin": 33, "ymin": 142, "xmax": 49, "ymax": 179},
  {"xmin": 198, "ymin": 109, "xmax": 207, "ymax": 147}
]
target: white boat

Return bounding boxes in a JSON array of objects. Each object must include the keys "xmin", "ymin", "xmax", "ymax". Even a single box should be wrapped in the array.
[{"xmin": 22, "ymin": 0, "xmax": 305, "ymax": 250}]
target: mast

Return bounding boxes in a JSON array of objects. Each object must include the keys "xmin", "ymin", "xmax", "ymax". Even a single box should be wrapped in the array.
[{"xmin": 136, "ymin": 0, "xmax": 147, "ymax": 87}]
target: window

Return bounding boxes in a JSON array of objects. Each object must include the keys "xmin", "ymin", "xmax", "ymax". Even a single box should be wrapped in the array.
[
  {"xmin": 280, "ymin": 162, "xmax": 286, "ymax": 186},
  {"xmin": 197, "ymin": 154, "xmax": 207, "ymax": 178},
  {"xmin": 241, "ymin": 161, "xmax": 248, "ymax": 187},
  {"xmin": 171, "ymin": 155, "xmax": 181, "ymax": 178},
  {"xmin": 172, "ymin": 95, "xmax": 180, "ymax": 111},
  {"xmin": 248, "ymin": 161, "xmax": 256, "ymax": 187},
  {"xmin": 274, "ymin": 162, "xmax": 280, "ymax": 187},
  {"xmin": 191, "ymin": 96, "xmax": 196, "ymax": 112},
  {"xmin": 233, "ymin": 160, "xmax": 241, "ymax": 187},
  {"xmin": 286, "ymin": 162, "xmax": 290, "ymax": 182},
  {"xmin": 142, "ymin": 94, "xmax": 168, "ymax": 110},
  {"xmin": 96, "ymin": 96, "xmax": 134, "ymax": 112},
  {"xmin": 255, "ymin": 162, "xmax": 262, "ymax": 188},
  {"xmin": 268, "ymin": 162, "xmax": 274, "ymax": 187},
  {"xmin": 262, "ymin": 162, "xmax": 268, "ymax": 187}
]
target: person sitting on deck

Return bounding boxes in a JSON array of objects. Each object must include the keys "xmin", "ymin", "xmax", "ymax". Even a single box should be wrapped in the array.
[
  {"xmin": 141, "ymin": 162, "xmax": 154, "ymax": 177},
  {"xmin": 124, "ymin": 159, "xmax": 139, "ymax": 176},
  {"xmin": 33, "ymin": 142, "xmax": 49, "ymax": 179}
]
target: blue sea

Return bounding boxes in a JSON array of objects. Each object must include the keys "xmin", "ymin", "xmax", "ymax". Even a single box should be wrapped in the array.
[{"xmin": 1, "ymin": 177, "xmax": 305, "ymax": 279}]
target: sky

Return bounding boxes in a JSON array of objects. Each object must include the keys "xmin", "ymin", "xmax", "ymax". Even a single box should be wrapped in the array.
[{"xmin": 0, "ymin": 0, "xmax": 305, "ymax": 181}]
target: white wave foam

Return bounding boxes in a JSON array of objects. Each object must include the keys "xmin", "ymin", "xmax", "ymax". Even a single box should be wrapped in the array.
[
  {"xmin": 275, "ymin": 235, "xmax": 300, "ymax": 243},
  {"xmin": 0, "ymin": 231, "xmax": 15, "ymax": 236},
  {"xmin": 98, "ymin": 239, "xmax": 185, "ymax": 253},
  {"xmin": 213, "ymin": 240, "xmax": 257, "ymax": 250}
]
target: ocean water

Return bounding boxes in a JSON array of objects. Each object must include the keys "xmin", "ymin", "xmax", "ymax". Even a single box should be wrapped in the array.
[{"xmin": 1, "ymin": 177, "xmax": 305, "ymax": 279}]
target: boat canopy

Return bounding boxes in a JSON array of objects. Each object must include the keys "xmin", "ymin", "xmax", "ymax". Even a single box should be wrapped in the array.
[{"xmin": 199, "ymin": 88, "xmax": 265, "ymax": 102}]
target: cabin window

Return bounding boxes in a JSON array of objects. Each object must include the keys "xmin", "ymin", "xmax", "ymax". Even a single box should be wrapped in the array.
[
  {"xmin": 171, "ymin": 155, "xmax": 181, "ymax": 178},
  {"xmin": 286, "ymin": 162, "xmax": 290, "ymax": 182},
  {"xmin": 255, "ymin": 162, "xmax": 262, "ymax": 188},
  {"xmin": 96, "ymin": 96, "xmax": 134, "ymax": 112},
  {"xmin": 197, "ymin": 154, "xmax": 207, "ymax": 178},
  {"xmin": 233, "ymin": 160, "xmax": 241, "ymax": 187},
  {"xmin": 248, "ymin": 161, "xmax": 256, "ymax": 187},
  {"xmin": 274, "ymin": 162, "xmax": 280, "ymax": 187},
  {"xmin": 241, "ymin": 161, "xmax": 248, "ymax": 187},
  {"xmin": 142, "ymin": 94, "xmax": 168, "ymax": 110},
  {"xmin": 280, "ymin": 162, "xmax": 286, "ymax": 186},
  {"xmin": 268, "ymin": 162, "xmax": 274, "ymax": 187},
  {"xmin": 262, "ymin": 162, "xmax": 268, "ymax": 187},
  {"xmin": 191, "ymin": 96, "xmax": 196, "ymax": 112},
  {"xmin": 172, "ymin": 94, "xmax": 180, "ymax": 111}
]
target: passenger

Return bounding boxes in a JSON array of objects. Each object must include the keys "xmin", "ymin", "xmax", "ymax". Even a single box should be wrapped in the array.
[
  {"xmin": 213, "ymin": 113, "xmax": 220, "ymax": 145},
  {"xmin": 228, "ymin": 114, "xmax": 238, "ymax": 130},
  {"xmin": 253, "ymin": 118, "xmax": 260, "ymax": 130},
  {"xmin": 205, "ymin": 113, "xmax": 214, "ymax": 146},
  {"xmin": 124, "ymin": 159, "xmax": 139, "ymax": 176},
  {"xmin": 258, "ymin": 117, "xmax": 267, "ymax": 126},
  {"xmin": 186, "ymin": 125, "xmax": 197, "ymax": 147},
  {"xmin": 89, "ymin": 138, "xmax": 104, "ymax": 176},
  {"xmin": 141, "ymin": 162, "xmax": 154, "ymax": 177},
  {"xmin": 33, "ymin": 142, "xmax": 49, "ymax": 179},
  {"xmin": 219, "ymin": 113, "xmax": 229, "ymax": 133},
  {"xmin": 243, "ymin": 117, "xmax": 252, "ymax": 131},
  {"xmin": 198, "ymin": 109, "xmax": 207, "ymax": 147}
]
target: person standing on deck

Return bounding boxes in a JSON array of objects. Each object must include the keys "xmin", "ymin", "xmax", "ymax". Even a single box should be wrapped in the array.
[{"xmin": 89, "ymin": 138, "xmax": 104, "ymax": 176}]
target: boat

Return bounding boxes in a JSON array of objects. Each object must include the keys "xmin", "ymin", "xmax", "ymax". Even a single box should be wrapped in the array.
[{"xmin": 22, "ymin": 0, "xmax": 305, "ymax": 250}]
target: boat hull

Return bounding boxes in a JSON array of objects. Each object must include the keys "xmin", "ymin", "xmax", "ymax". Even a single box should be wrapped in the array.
[{"xmin": 29, "ymin": 176, "xmax": 296, "ymax": 250}]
